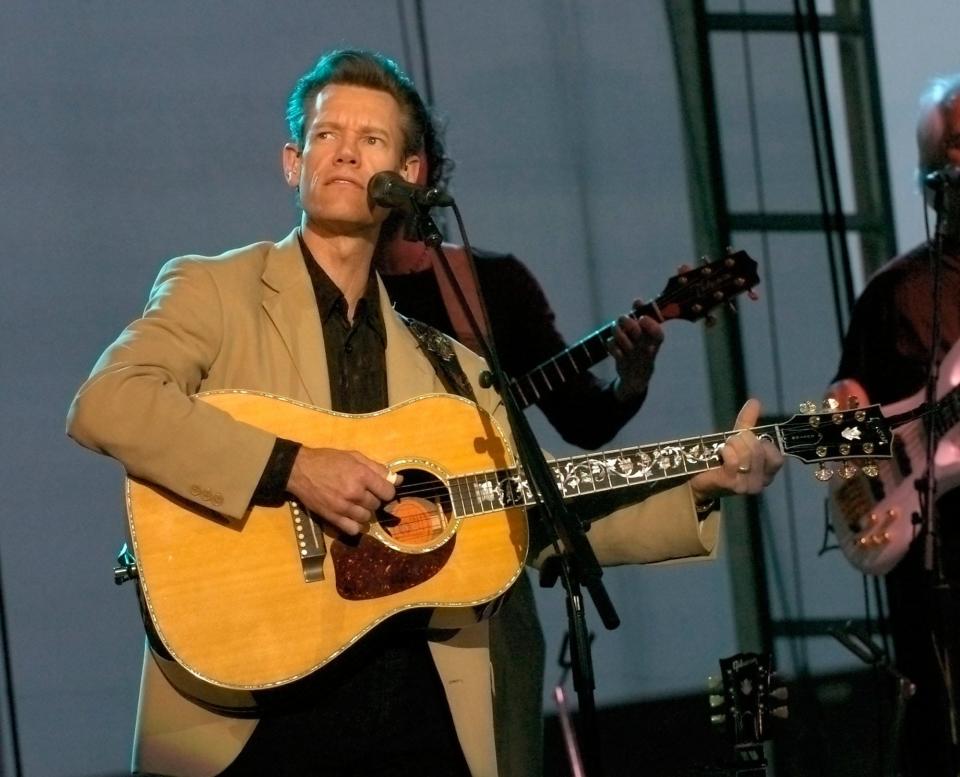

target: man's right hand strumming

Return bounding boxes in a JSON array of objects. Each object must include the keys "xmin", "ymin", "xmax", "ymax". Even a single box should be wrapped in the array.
[{"xmin": 286, "ymin": 447, "xmax": 398, "ymax": 535}]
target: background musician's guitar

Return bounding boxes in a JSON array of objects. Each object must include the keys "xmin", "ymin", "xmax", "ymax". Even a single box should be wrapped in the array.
[
  {"xmin": 829, "ymin": 337, "xmax": 960, "ymax": 575},
  {"xmin": 708, "ymin": 652, "xmax": 787, "ymax": 776},
  {"xmin": 509, "ymin": 250, "xmax": 759, "ymax": 408}
]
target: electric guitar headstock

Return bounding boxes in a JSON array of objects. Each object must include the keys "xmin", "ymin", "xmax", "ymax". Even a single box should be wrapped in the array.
[
  {"xmin": 708, "ymin": 652, "xmax": 787, "ymax": 774},
  {"xmin": 775, "ymin": 397, "xmax": 893, "ymax": 482},
  {"xmin": 651, "ymin": 248, "xmax": 760, "ymax": 325}
]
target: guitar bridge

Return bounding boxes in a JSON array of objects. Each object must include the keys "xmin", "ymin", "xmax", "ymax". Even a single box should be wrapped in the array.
[{"xmin": 290, "ymin": 500, "xmax": 326, "ymax": 582}]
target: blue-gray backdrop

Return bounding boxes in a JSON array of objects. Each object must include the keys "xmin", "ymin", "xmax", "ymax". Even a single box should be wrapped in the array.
[{"xmin": 1, "ymin": 1, "xmax": 957, "ymax": 774}]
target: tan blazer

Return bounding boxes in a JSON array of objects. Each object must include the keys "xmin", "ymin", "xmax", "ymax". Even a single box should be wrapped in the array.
[{"xmin": 68, "ymin": 229, "xmax": 719, "ymax": 777}]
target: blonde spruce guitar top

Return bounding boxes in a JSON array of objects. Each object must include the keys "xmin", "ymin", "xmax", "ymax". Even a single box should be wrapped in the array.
[
  {"xmin": 127, "ymin": 392, "xmax": 527, "ymax": 691},
  {"xmin": 126, "ymin": 390, "xmax": 891, "ymax": 691}
]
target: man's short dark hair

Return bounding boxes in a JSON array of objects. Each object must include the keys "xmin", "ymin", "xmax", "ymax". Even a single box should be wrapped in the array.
[{"xmin": 286, "ymin": 49, "xmax": 447, "ymax": 186}]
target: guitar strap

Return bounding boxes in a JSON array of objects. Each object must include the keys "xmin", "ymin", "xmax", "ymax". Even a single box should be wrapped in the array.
[
  {"xmin": 429, "ymin": 244, "xmax": 491, "ymax": 356},
  {"xmin": 402, "ymin": 316, "xmax": 478, "ymax": 403}
]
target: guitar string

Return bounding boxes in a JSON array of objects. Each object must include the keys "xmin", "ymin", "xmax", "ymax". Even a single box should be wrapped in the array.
[
  {"xmin": 303, "ymin": 414, "xmax": 882, "ymax": 536},
  {"xmin": 379, "ymin": 419, "xmax": 866, "ymax": 505},
  {"xmin": 293, "ymin": 416, "xmax": 881, "ymax": 533},
  {"xmin": 371, "ymin": 427, "xmax": 727, "ymax": 508}
]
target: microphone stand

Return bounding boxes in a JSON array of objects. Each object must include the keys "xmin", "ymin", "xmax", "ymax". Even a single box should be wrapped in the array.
[
  {"xmin": 830, "ymin": 622, "xmax": 915, "ymax": 777},
  {"xmin": 922, "ymin": 177, "xmax": 959, "ymax": 769},
  {"xmin": 404, "ymin": 202, "xmax": 619, "ymax": 777}
]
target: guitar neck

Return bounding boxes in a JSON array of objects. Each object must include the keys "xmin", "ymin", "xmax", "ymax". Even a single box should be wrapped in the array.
[
  {"xmin": 449, "ymin": 424, "xmax": 774, "ymax": 517},
  {"xmin": 890, "ymin": 383, "xmax": 960, "ymax": 445},
  {"xmin": 445, "ymin": 400, "xmax": 892, "ymax": 517},
  {"xmin": 507, "ymin": 302, "xmax": 656, "ymax": 410},
  {"xmin": 935, "ymin": 382, "xmax": 960, "ymax": 443},
  {"xmin": 504, "ymin": 251, "xmax": 759, "ymax": 410}
]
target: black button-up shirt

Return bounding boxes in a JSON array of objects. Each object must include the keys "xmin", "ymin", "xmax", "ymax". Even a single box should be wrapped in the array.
[
  {"xmin": 300, "ymin": 236, "xmax": 388, "ymax": 414},
  {"xmin": 252, "ymin": 233, "xmax": 388, "ymax": 503}
]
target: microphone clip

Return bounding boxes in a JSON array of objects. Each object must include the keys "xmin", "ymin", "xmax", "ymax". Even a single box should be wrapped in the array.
[{"xmin": 924, "ymin": 165, "xmax": 960, "ymax": 190}]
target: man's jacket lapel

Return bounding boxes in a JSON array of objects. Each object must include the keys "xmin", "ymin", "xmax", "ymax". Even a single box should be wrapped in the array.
[{"xmin": 261, "ymin": 230, "xmax": 333, "ymax": 408}]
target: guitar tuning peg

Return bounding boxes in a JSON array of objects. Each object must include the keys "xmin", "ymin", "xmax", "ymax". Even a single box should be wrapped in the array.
[
  {"xmin": 846, "ymin": 396, "xmax": 860, "ymax": 409},
  {"xmin": 747, "ymin": 288, "xmax": 759, "ymax": 301},
  {"xmin": 798, "ymin": 401, "xmax": 817, "ymax": 414},
  {"xmin": 768, "ymin": 686, "xmax": 788, "ymax": 701},
  {"xmin": 838, "ymin": 461, "xmax": 859, "ymax": 480},
  {"xmin": 707, "ymin": 674, "xmax": 722, "ymax": 691},
  {"xmin": 770, "ymin": 705, "xmax": 789, "ymax": 720},
  {"xmin": 725, "ymin": 245, "xmax": 734, "ymax": 255},
  {"xmin": 710, "ymin": 713, "xmax": 726, "ymax": 727},
  {"xmin": 709, "ymin": 694, "xmax": 725, "ymax": 709},
  {"xmin": 822, "ymin": 397, "xmax": 839, "ymax": 411},
  {"xmin": 861, "ymin": 460, "xmax": 879, "ymax": 478},
  {"xmin": 814, "ymin": 463, "xmax": 835, "ymax": 482}
]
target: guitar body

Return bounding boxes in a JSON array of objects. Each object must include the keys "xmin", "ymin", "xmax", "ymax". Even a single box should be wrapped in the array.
[
  {"xmin": 829, "ymin": 340, "xmax": 960, "ymax": 575},
  {"xmin": 127, "ymin": 392, "xmax": 528, "ymax": 691},
  {"xmin": 123, "ymin": 387, "xmax": 890, "ymax": 691}
]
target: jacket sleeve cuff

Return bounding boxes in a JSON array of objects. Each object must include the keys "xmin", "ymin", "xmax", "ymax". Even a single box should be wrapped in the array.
[{"xmin": 250, "ymin": 438, "xmax": 302, "ymax": 507}]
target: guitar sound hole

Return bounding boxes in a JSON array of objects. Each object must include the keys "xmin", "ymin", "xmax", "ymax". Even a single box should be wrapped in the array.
[{"xmin": 379, "ymin": 468, "xmax": 452, "ymax": 547}]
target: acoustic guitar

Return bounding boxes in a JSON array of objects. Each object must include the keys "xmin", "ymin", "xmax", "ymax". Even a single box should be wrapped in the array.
[{"xmin": 125, "ymin": 391, "xmax": 890, "ymax": 694}]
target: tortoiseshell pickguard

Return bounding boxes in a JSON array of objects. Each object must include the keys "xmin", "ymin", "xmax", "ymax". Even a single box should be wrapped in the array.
[{"xmin": 331, "ymin": 534, "xmax": 456, "ymax": 600}]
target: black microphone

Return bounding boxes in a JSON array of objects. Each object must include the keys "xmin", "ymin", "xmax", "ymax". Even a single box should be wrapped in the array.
[
  {"xmin": 368, "ymin": 171, "xmax": 454, "ymax": 210},
  {"xmin": 923, "ymin": 165, "xmax": 960, "ymax": 190}
]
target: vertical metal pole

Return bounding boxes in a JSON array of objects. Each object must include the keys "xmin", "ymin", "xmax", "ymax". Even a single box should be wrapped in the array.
[{"xmin": 664, "ymin": 0, "xmax": 774, "ymax": 657}]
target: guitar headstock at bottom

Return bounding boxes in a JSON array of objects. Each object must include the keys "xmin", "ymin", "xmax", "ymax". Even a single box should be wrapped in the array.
[{"xmin": 708, "ymin": 652, "xmax": 787, "ymax": 774}]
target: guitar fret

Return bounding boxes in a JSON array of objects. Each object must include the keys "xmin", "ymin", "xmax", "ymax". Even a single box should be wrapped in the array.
[
  {"xmin": 472, "ymin": 471, "xmax": 500, "ymax": 513},
  {"xmin": 546, "ymin": 359, "xmax": 565, "ymax": 385},
  {"xmin": 584, "ymin": 335, "xmax": 609, "ymax": 363},
  {"xmin": 538, "ymin": 367, "xmax": 554, "ymax": 392},
  {"xmin": 525, "ymin": 378, "xmax": 542, "ymax": 402},
  {"xmin": 564, "ymin": 350, "xmax": 581, "ymax": 374},
  {"xmin": 467, "ymin": 477, "xmax": 479, "ymax": 513},
  {"xmin": 574, "ymin": 339, "xmax": 594, "ymax": 363},
  {"xmin": 509, "ymin": 380, "xmax": 528, "ymax": 408},
  {"xmin": 559, "ymin": 453, "xmax": 597, "ymax": 494},
  {"xmin": 450, "ymin": 477, "xmax": 467, "ymax": 518}
]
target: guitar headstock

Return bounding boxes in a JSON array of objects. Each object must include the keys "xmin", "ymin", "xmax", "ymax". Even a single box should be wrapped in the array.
[
  {"xmin": 778, "ymin": 398, "xmax": 893, "ymax": 481},
  {"xmin": 656, "ymin": 248, "xmax": 760, "ymax": 323},
  {"xmin": 708, "ymin": 652, "xmax": 786, "ymax": 765}
]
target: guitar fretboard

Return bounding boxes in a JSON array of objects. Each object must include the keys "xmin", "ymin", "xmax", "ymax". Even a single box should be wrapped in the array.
[
  {"xmin": 507, "ymin": 317, "xmax": 639, "ymax": 409},
  {"xmin": 503, "ymin": 251, "xmax": 758, "ymax": 409},
  {"xmin": 448, "ymin": 427, "xmax": 763, "ymax": 518},
  {"xmin": 934, "ymin": 383, "xmax": 960, "ymax": 443}
]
